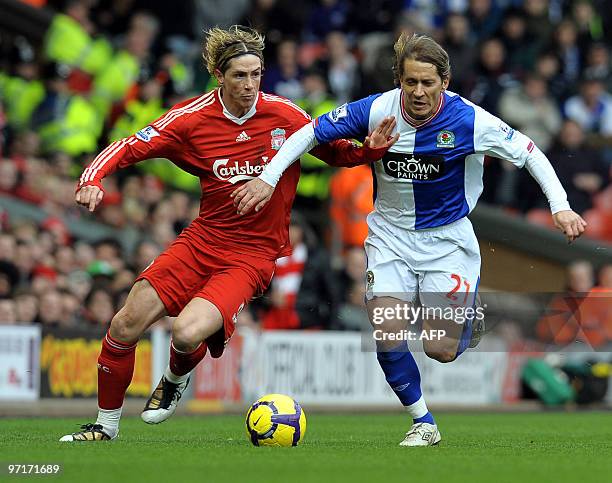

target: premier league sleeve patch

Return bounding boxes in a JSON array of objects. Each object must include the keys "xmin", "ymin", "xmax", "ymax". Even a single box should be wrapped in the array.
[
  {"xmin": 329, "ymin": 104, "xmax": 348, "ymax": 122},
  {"xmin": 135, "ymin": 125, "xmax": 160, "ymax": 142},
  {"xmin": 498, "ymin": 122, "xmax": 515, "ymax": 141}
]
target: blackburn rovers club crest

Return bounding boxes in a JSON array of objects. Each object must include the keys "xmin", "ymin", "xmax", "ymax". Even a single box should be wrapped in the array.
[
  {"xmin": 271, "ymin": 128, "xmax": 286, "ymax": 150},
  {"xmin": 436, "ymin": 130, "xmax": 455, "ymax": 148}
]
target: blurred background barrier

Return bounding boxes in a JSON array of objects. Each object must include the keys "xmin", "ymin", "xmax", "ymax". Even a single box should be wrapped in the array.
[
  {"xmin": 472, "ymin": 204, "xmax": 612, "ymax": 291},
  {"xmin": 2, "ymin": 325, "xmax": 611, "ymax": 410},
  {"xmin": 39, "ymin": 326, "xmax": 151, "ymax": 398},
  {"xmin": 190, "ymin": 330, "xmax": 511, "ymax": 408}
]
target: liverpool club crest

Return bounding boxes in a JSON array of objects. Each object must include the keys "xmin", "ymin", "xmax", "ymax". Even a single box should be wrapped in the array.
[{"xmin": 271, "ymin": 128, "xmax": 286, "ymax": 150}]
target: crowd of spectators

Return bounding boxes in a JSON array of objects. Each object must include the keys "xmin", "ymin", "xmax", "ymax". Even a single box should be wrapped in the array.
[{"xmin": 0, "ymin": 0, "xmax": 611, "ymax": 338}]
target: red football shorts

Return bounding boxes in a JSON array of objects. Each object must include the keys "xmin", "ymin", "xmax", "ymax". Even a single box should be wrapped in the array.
[{"xmin": 136, "ymin": 233, "xmax": 275, "ymax": 357}]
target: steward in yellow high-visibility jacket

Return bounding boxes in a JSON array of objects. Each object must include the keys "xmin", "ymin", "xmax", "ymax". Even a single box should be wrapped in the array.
[
  {"xmin": 91, "ymin": 50, "xmax": 140, "ymax": 117},
  {"xmin": 44, "ymin": 13, "xmax": 112, "ymax": 76},
  {"xmin": 295, "ymin": 91, "xmax": 338, "ymax": 201},
  {"xmin": 0, "ymin": 71, "xmax": 45, "ymax": 130},
  {"xmin": 31, "ymin": 64, "xmax": 101, "ymax": 156}
]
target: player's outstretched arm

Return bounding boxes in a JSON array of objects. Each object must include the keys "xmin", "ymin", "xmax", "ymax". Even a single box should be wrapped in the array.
[
  {"xmin": 313, "ymin": 116, "xmax": 399, "ymax": 168},
  {"xmin": 473, "ymin": 109, "xmax": 587, "ymax": 243},
  {"xmin": 231, "ymin": 116, "xmax": 399, "ymax": 215},
  {"xmin": 552, "ymin": 210, "xmax": 587, "ymax": 243},
  {"xmin": 231, "ymin": 122, "xmax": 318, "ymax": 215}
]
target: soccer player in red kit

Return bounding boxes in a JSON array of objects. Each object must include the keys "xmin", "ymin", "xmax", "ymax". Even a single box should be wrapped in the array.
[{"xmin": 60, "ymin": 25, "xmax": 397, "ymax": 441}]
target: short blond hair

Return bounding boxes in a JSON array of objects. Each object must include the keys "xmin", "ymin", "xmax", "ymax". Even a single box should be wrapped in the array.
[
  {"xmin": 392, "ymin": 33, "xmax": 450, "ymax": 86},
  {"xmin": 203, "ymin": 25, "xmax": 265, "ymax": 76}
]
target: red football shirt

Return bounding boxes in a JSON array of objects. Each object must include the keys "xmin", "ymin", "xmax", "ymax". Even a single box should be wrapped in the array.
[{"xmin": 79, "ymin": 89, "xmax": 375, "ymax": 260}]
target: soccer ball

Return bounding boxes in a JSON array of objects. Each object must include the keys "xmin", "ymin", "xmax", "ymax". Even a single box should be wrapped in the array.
[{"xmin": 245, "ymin": 394, "xmax": 306, "ymax": 447}]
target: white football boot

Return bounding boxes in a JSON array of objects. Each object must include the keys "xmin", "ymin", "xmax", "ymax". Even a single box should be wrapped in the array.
[
  {"xmin": 399, "ymin": 422, "xmax": 441, "ymax": 447},
  {"xmin": 141, "ymin": 375, "xmax": 189, "ymax": 424}
]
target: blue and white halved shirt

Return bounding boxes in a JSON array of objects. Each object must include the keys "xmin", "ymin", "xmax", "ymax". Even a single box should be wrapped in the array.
[{"xmin": 313, "ymin": 89, "xmax": 561, "ymax": 230}]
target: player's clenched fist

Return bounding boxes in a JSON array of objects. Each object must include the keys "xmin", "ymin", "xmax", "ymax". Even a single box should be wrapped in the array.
[{"xmin": 75, "ymin": 184, "xmax": 104, "ymax": 212}]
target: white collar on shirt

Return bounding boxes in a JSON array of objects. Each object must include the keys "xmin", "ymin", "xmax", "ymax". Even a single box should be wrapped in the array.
[{"xmin": 217, "ymin": 88, "xmax": 259, "ymax": 125}]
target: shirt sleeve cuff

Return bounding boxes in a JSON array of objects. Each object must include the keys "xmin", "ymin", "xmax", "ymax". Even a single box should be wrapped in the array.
[{"xmin": 549, "ymin": 200, "xmax": 571, "ymax": 214}]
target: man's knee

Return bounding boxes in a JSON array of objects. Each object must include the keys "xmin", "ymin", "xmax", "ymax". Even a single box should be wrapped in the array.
[
  {"xmin": 367, "ymin": 298, "xmax": 412, "ymax": 352},
  {"xmin": 110, "ymin": 307, "xmax": 143, "ymax": 342},
  {"xmin": 173, "ymin": 298, "xmax": 225, "ymax": 351},
  {"xmin": 423, "ymin": 336, "xmax": 458, "ymax": 363},
  {"xmin": 422, "ymin": 317, "xmax": 462, "ymax": 363},
  {"xmin": 172, "ymin": 318, "xmax": 204, "ymax": 351},
  {"xmin": 424, "ymin": 348, "xmax": 457, "ymax": 363},
  {"xmin": 110, "ymin": 280, "xmax": 166, "ymax": 342}
]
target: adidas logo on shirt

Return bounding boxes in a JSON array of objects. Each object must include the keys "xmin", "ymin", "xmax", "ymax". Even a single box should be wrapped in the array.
[{"xmin": 235, "ymin": 131, "xmax": 251, "ymax": 142}]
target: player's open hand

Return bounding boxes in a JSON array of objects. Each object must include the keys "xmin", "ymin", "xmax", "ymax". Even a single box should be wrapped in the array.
[
  {"xmin": 552, "ymin": 210, "xmax": 587, "ymax": 243},
  {"xmin": 231, "ymin": 178, "xmax": 274, "ymax": 215},
  {"xmin": 75, "ymin": 185, "xmax": 104, "ymax": 212},
  {"xmin": 364, "ymin": 116, "xmax": 400, "ymax": 149}
]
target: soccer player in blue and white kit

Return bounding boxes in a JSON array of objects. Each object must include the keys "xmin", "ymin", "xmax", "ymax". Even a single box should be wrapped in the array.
[{"xmin": 232, "ymin": 34, "xmax": 586, "ymax": 446}]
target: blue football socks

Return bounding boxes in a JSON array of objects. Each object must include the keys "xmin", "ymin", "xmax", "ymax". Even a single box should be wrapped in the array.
[{"xmin": 377, "ymin": 342, "xmax": 435, "ymax": 424}]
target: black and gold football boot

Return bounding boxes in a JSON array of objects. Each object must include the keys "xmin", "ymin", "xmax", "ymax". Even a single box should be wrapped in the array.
[
  {"xmin": 59, "ymin": 423, "xmax": 115, "ymax": 442},
  {"xmin": 141, "ymin": 376, "xmax": 190, "ymax": 424}
]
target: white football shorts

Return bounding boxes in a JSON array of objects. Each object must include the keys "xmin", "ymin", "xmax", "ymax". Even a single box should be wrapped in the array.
[{"xmin": 364, "ymin": 211, "xmax": 481, "ymax": 317}]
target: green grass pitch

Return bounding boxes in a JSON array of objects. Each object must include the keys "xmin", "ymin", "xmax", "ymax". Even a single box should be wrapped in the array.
[{"xmin": 1, "ymin": 412, "xmax": 611, "ymax": 483}]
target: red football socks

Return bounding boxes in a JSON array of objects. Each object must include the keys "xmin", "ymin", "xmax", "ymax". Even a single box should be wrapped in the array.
[
  {"xmin": 169, "ymin": 341, "xmax": 207, "ymax": 377},
  {"xmin": 97, "ymin": 331, "xmax": 137, "ymax": 410}
]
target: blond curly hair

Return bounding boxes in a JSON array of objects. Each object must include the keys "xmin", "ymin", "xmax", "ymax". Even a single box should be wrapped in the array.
[{"xmin": 203, "ymin": 25, "xmax": 265, "ymax": 76}]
